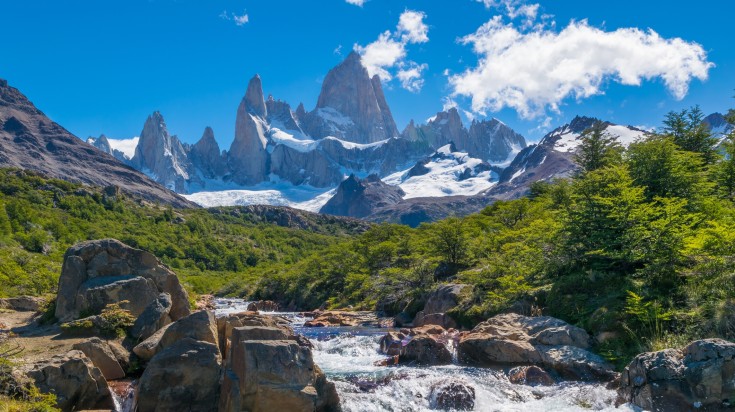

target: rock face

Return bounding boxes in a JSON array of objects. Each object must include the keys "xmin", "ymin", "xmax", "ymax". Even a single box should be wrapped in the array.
[
  {"xmin": 131, "ymin": 111, "xmax": 195, "ymax": 192},
  {"xmin": 458, "ymin": 313, "xmax": 615, "ymax": 381},
  {"xmin": 28, "ymin": 350, "xmax": 115, "ymax": 412},
  {"xmin": 189, "ymin": 126, "xmax": 226, "ymax": 179},
  {"xmin": 303, "ymin": 51, "xmax": 399, "ymax": 144},
  {"xmin": 0, "ymin": 78, "xmax": 192, "ymax": 208},
  {"xmin": 229, "ymin": 75, "xmax": 270, "ymax": 185},
  {"xmin": 55, "ymin": 239, "xmax": 190, "ymax": 323},
  {"xmin": 618, "ymin": 339, "xmax": 735, "ymax": 411},
  {"xmin": 133, "ymin": 310, "xmax": 218, "ymax": 361},
  {"xmin": 219, "ymin": 313, "xmax": 340, "ymax": 412},
  {"xmin": 413, "ymin": 283, "xmax": 470, "ymax": 328},
  {"xmin": 320, "ymin": 174, "xmax": 405, "ymax": 218},
  {"xmin": 379, "ymin": 325, "xmax": 454, "ymax": 365}
]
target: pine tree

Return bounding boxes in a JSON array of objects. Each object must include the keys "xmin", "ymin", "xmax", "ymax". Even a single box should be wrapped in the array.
[
  {"xmin": 574, "ymin": 121, "xmax": 623, "ymax": 173},
  {"xmin": 662, "ymin": 106, "xmax": 718, "ymax": 164}
]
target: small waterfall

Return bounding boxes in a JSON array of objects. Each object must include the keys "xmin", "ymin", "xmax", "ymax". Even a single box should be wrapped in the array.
[{"xmin": 110, "ymin": 379, "xmax": 136, "ymax": 412}]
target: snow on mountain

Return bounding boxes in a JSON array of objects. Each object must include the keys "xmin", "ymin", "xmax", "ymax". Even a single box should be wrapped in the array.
[
  {"xmin": 107, "ymin": 137, "xmax": 139, "ymax": 159},
  {"xmin": 383, "ymin": 144, "xmax": 497, "ymax": 199}
]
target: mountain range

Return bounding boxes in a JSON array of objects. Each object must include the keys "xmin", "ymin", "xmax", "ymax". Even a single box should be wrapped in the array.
[{"xmin": 2, "ymin": 52, "xmax": 732, "ymax": 225}]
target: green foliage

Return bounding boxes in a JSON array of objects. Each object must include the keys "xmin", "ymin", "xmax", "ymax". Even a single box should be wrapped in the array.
[
  {"xmin": 98, "ymin": 302, "xmax": 136, "ymax": 338},
  {"xmin": 662, "ymin": 106, "xmax": 718, "ymax": 164},
  {"xmin": 574, "ymin": 121, "xmax": 623, "ymax": 173},
  {"xmin": 0, "ymin": 358, "xmax": 59, "ymax": 412}
]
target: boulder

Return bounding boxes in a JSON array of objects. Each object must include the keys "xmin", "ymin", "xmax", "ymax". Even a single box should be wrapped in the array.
[
  {"xmin": 618, "ymin": 339, "xmax": 735, "ymax": 411},
  {"xmin": 458, "ymin": 313, "xmax": 614, "ymax": 381},
  {"xmin": 508, "ymin": 365, "xmax": 555, "ymax": 386},
  {"xmin": 379, "ymin": 326, "xmax": 453, "ymax": 365},
  {"xmin": 136, "ymin": 338, "xmax": 222, "ymax": 412},
  {"xmin": 0, "ymin": 295, "xmax": 45, "ymax": 312},
  {"xmin": 428, "ymin": 381, "xmax": 475, "ymax": 411},
  {"xmin": 246, "ymin": 300, "xmax": 279, "ymax": 312},
  {"xmin": 424, "ymin": 284, "xmax": 470, "ymax": 315},
  {"xmin": 130, "ymin": 292, "xmax": 172, "ymax": 340},
  {"xmin": 55, "ymin": 239, "xmax": 190, "ymax": 323},
  {"xmin": 133, "ymin": 310, "xmax": 218, "ymax": 361},
  {"xmin": 27, "ymin": 350, "xmax": 115, "ymax": 412},
  {"xmin": 72, "ymin": 338, "xmax": 125, "ymax": 380},
  {"xmin": 413, "ymin": 311, "xmax": 457, "ymax": 330},
  {"xmin": 216, "ymin": 311, "xmax": 293, "ymax": 358}
]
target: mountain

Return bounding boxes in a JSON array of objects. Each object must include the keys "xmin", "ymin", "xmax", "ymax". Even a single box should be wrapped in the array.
[
  {"xmin": 302, "ymin": 51, "xmax": 399, "ymax": 144},
  {"xmin": 704, "ymin": 112, "xmax": 734, "ymax": 137},
  {"xmin": 320, "ymin": 174, "xmax": 405, "ymax": 218},
  {"xmin": 490, "ymin": 116, "xmax": 648, "ymax": 199},
  {"xmin": 0, "ymin": 79, "xmax": 193, "ymax": 208},
  {"xmin": 87, "ymin": 134, "xmax": 137, "ymax": 164}
]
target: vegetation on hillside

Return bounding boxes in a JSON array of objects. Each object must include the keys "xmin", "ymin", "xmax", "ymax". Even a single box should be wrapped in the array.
[{"xmin": 0, "ymin": 106, "xmax": 733, "ymax": 368}]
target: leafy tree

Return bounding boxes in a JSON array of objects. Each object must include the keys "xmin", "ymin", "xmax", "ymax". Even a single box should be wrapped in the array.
[
  {"xmin": 430, "ymin": 216, "xmax": 468, "ymax": 266},
  {"xmin": 0, "ymin": 202, "xmax": 10, "ymax": 236},
  {"xmin": 574, "ymin": 121, "xmax": 623, "ymax": 173},
  {"xmin": 662, "ymin": 106, "xmax": 718, "ymax": 163},
  {"xmin": 627, "ymin": 136, "xmax": 712, "ymax": 203},
  {"xmin": 715, "ymin": 130, "xmax": 735, "ymax": 200}
]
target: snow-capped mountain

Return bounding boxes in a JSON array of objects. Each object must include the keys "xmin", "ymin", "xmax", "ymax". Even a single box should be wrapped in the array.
[
  {"xmin": 490, "ymin": 116, "xmax": 649, "ymax": 199},
  {"xmin": 89, "ymin": 52, "xmax": 527, "ymax": 215}
]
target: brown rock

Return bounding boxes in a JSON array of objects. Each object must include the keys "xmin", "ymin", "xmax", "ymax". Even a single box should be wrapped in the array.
[
  {"xmin": 72, "ymin": 338, "xmax": 125, "ymax": 380},
  {"xmin": 379, "ymin": 327, "xmax": 453, "ymax": 365},
  {"xmin": 28, "ymin": 350, "xmax": 115, "ymax": 412},
  {"xmin": 133, "ymin": 310, "xmax": 218, "ymax": 361},
  {"xmin": 428, "ymin": 381, "xmax": 475, "ymax": 411},
  {"xmin": 247, "ymin": 300, "xmax": 279, "ymax": 312},
  {"xmin": 0, "ymin": 296, "xmax": 45, "ymax": 312},
  {"xmin": 508, "ymin": 365, "xmax": 555, "ymax": 386}
]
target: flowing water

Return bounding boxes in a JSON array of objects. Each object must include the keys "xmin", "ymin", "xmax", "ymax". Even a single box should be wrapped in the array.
[{"xmin": 214, "ymin": 298, "xmax": 635, "ymax": 412}]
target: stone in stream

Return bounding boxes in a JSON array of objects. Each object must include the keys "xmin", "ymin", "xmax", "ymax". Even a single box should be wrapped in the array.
[
  {"xmin": 72, "ymin": 337, "xmax": 126, "ymax": 380},
  {"xmin": 457, "ymin": 313, "xmax": 615, "ymax": 381},
  {"xmin": 618, "ymin": 338, "xmax": 735, "ymax": 411},
  {"xmin": 247, "ymin": 300, "xmax": 279, "ymax": 312},
  {"xmin": 428, "ymin": 381, "xmax": 476, "ymax": 411},
  {"xmin": 508, "ymin": 365, "xmax": 555, "ymax": 386},
  {"xmin": 27, "ymin": 350, "xmax": 115, "ymax": 412},
  {"xmin": 304, "ymin": 310, "xmax": 386, "ymax": 328},
  {"xmin": 379, "ymin": 325, "xmax": 454, "ymax": 365},
  {"xmin": 216, "ymin": 311, "xmax": 294, "ymax": 359},
  {"xmin": 55, "ymin": 239, "xmax": 190, "ymax": 323}
]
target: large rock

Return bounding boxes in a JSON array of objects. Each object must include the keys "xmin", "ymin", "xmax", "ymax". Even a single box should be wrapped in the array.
[
  {"xmin": 423, "ymin": 283, "xmax": 470, "ymax": 315},
  {"xmin": 458, "ymin": 313, "xmax": 614, "ymax": 381},
  {"xmin": 133, "ymin": 310, "xmax": 218, "ymax": 361},
  {"xmin": 0, "ymin": 295, "xmax": 44, "ymax": 312},
  {"xmin": 137, "ymin": 338, "xmax": 222, "ymax": 412},
  {"xmin": 72, "ymin": 337, "xmax": 125, "ymax": 380},
  {"xmin": 27, "ymin": 350, "xmax": 114, "ymax": 412},
  {"xmin": 130, "ymin": 292, "xmax": 172, "ymax": 340},
  {"xmin": 618, "ymin": 339, "xmax": 735, "ymax": 411},
  {"xmin": 219, "ymin": 314, "xmax": 340, "ymax": 412},
  {"xmin": 379, "ymin": 325, "xmax": 453, "ymax": 365},
  {"xmin": 247, "ymin": 300, "xmax": 279, "ymax": 312},
  {"xmin": 55, "ymin": 239, "xmax": 190, "ymax": 323},
  {"xmin": 216, "ymin": 311, "xmax": 294, "ymax": 359}
]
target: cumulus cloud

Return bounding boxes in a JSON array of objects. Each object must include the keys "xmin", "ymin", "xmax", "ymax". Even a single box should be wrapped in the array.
[
  {"xmin": 355, "ymin": 10, "xmax": 429, "ymax": 92},
  {"xmin": 345, "ymin": 0, "xmax": 366, "ymax": 6},
  {"xmin": 476, "ymin": 0, "xmax": 542, "ymax": 28},
  {"xmin": 449, "ymin": 16, "xmax": 713, "ymax": 119},
  {"xmin": 397, "ymin": 62, "xmax": 428, "ymax": 93},
  {"xmin": 220, "ymin": 10, "xmax": 249, "ymax": 26}
]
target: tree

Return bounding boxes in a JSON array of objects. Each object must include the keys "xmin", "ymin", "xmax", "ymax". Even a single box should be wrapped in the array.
[
  {"xmin": 431, "ymin": 217, "xmax": 468, "ymax": 266},
  {"xmin": 662, "ymin": 106, "xmax": 718, "ymax": 164},
  {"xmin": 0, "ymin": 202, "xmax": 10, "ymax": 236},
  {"xmin": 574, "ymin": 121, "xmax": 623, "ymax": 173},
  {"xmin": 627, "ymin": 136, "xmax": 712, "ymax": 203},
  {"xmin": 716, "ymin": 130, "xmax": 735, "ymax": 200}
]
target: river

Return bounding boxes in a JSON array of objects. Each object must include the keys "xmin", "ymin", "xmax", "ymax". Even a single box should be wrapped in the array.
[{"xmin": 215, "ymin": 298, "xmax": 635, "ymax": 412}]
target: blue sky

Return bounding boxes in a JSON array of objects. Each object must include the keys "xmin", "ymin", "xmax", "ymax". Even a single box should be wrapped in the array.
[{"xmin": 1, "ymin": 0, "xmax": 733, "ymax": 147}]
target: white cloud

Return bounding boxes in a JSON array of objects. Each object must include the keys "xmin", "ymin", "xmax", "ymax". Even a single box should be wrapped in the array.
[
  {"xmin": 476, "ymin": 0, "xmax": 541, "ymax": 28},
  {"xmin": 397, "ymin": 62, "xmax": 428, "ymax": 93},
  {"xmin": 334, "ymin": 45, "xmax": 343, "ymax": 56},
  {"xmin": 442, "ymin": 97, "xmax": 458, "ymax": 111},
  {"xmin": 345, "ymin": 0, "xmax": 366, "ymax": 6},
  {"xmin": 355, "ymin": 10, "xmax": 429, "ymax": 91},
  {"xmin": 449, "ymin": 16, "xmax": 713, "ymax": 119},
  {"xmin": 220, "ymin": 10, "xmax": 249, "ymax": 26},
  {"xmin": 397, "ymin": 10, "xmax": 429, "ymax": 44}
]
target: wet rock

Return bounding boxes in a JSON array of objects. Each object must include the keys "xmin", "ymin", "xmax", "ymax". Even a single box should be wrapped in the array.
[
  {"xmin": 379, "ymin": 326, "xmax": 453, "ymax": 365},
  {"xmin": 130, "ymin": 292, "xmax": 172, "ymax": 340},
  {"xmin": 428, "ymin": 381, "xmax": 476, "ymax": 411},
  {"xmin": 137, "ymin": 338, "xmax": 222, "ymax": 412},
  {"xmin": 304, "ymin": 310, "xmax": 386, "ymax": 328},
  {"xmin": 618, "ymin": 338, "xmax": 735, "ymax": 411},
  {"xmin": 458, "ymin": 313, "xmax": 614, "ymax": 381},
  {"xmin": 0, "ymin": 296, "xmax": 45, "ymax": 312},
  {"xmin": 508, "ymin": 365, "xmax": 555, "ymax": 386},
  {"xmin": 246, "ymin": 300, "xmax": 279, "ymax": 312},
  {"xmin": 28, "ymin": 350, "xmax": 115, "ymax": 412},
  {"xmin": 195, "ymin": 294, "xmax": 216, "ymax": 310},
  {"xmin": 72, "ymin": 337, "xmax": 125, "ymax": 380},
  {"xmin": 133, "ymin": 310, "xmax": 218, "ymax": 361},
  {"xmin": 55, "ymin": 239, "xmax": 190, "ymax": 323}
]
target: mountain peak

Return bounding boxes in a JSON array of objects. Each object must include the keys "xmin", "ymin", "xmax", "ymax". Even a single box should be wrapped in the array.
[{"xmin": 244, "ymin": 74, "xmax": 267, "ymax": 117}]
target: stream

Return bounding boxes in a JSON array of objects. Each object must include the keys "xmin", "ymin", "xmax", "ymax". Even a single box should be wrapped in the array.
[{"xmin": 214, "ymin": 298, "xmax": 635, "ymax": 412}]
